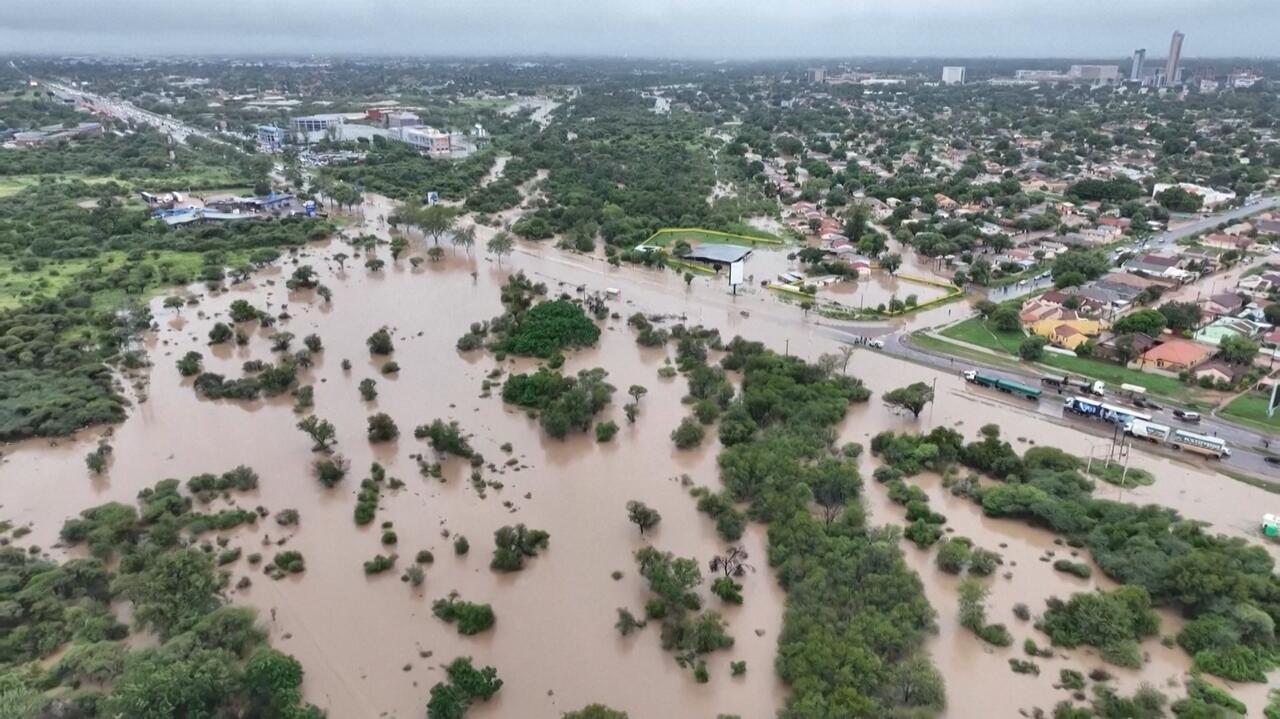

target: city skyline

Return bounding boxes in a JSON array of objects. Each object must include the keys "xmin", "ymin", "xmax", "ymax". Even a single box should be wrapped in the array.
[{"xmin": 1, "ymin": 0, "xmax": 1277, "ymax": 59}]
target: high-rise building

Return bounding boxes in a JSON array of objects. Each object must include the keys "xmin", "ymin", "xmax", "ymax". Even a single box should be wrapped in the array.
[
  {"xmin": 941, "ymin": 66, "xmax": 966, "ymax": 85},
  {"xmin": 806, "ymin": 67, "xmax": 826, "ymax": 84},
  {"xmin": 1130, "ymin": 49, "xmax": 1146, "ymax": 82},
  {"xmin": 1164, "ymin": 31, "xmax": 1185, "ymax": 87}
]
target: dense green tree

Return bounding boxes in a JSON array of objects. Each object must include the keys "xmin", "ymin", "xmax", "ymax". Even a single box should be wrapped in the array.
[{"xmin": 883, "ymin": 382, "xmax": 935, "ymax": 419}]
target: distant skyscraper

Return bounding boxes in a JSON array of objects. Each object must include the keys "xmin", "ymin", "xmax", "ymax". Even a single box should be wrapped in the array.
[
  {"xmin": 806, "ymin": 67, "xmax": 826, "ymax": 84},
  {"xmin": 1164, "ymin": 31, "xmax": 1184, "ymax": 87},
  {"xmin": 1130, "ymin": 49, "xmax": 1146, "ymax": 82},
  {"xmin": 941, "ymin": 66, "xmax": 966, "ymax": 85}
]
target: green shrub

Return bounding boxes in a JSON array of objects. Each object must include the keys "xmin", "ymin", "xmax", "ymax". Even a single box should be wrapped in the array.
[{"xmin": 432, "ymin": 593, "xmax": 497, "ymax": 635}]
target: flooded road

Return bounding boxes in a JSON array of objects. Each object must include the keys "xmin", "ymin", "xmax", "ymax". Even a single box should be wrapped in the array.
[{"xmin": 3, "ymin": 194, "xmax": 1277, "ymax": 717}]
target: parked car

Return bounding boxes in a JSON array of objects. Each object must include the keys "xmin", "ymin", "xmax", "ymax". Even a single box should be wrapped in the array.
[
  {"xmin": 1173, "ymin": 409, "xmax": 1201, "ymax": 423},
  {"xmin": 1133, "ymin": 397, "xmax": 1163, "ymax": 411}
]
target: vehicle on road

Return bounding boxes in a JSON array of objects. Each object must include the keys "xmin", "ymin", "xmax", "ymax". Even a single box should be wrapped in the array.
[
  {"xmin": 1169, "ymin": 429, "xmax": 1231, "ymax": 459},
  {"xmin": 1041, "ymin": 374, "xmax": 1104, "ymax": 396},
  {"xmin": 868, "ymin": 338, "xmax": 884, "ymax": 349},
  {"xmin": 1133, "ymin": 396, "xmax": 1163, "ymax": 411},
  {"xmin": 1264, "ymin": 456, "xmax": 1280, "ymax": 467},
  {"xmin": 1125, "ymin": 418, "xmax": 1171, "ymax": 443},
  {"xmin": 1172, "ymin": 409, "xmax": 1201, "ymax": 423},
  {"xmin": 1064, "ymin": 396, "xmax": 1151, "ymax": 425},
  {"xmin": 964, "ymin": 370, "xmax": 1041, "ymax": 401},
  {"xmin": 1124, "ymin": 419, "xmax": 1230, "ymax": 459}
]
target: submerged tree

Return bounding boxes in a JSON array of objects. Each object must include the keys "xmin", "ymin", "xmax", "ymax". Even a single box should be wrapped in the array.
[
  {"xmin": 626, "ymin": 500, "xmax": 662, "ymax": 535},
  {"xmin": 297, "ymin": 415, "xmax": 337, "ymax": 452},
  {"xmin": 884, "ymin": 382, "xmax": 934, "ymax": 419}
]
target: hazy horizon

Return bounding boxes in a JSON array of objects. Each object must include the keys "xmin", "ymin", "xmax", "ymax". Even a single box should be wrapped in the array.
[{"xmin": 2, "ymin": 0, "xmax": 1277, "ymax": 60}]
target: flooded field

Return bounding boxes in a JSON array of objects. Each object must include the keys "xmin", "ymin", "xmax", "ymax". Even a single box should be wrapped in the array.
[{"xmin": 3, "ymin": 195, "xmax": 1277, "ymax": 717}]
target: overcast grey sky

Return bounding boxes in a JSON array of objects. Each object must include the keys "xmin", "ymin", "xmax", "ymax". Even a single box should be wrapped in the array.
[{"xmin": 1, "ymin": 0, "xmax": 1276, "ymax": 59}]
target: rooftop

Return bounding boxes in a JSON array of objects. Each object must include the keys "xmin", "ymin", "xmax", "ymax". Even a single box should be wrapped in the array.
[
  {"xmin": 1140, "ymin": 338, "xmax": 1215, "ymax": 366},
  {"xmin": 682, "ymin": 244, "xmax": 753, "ymax": 265}
]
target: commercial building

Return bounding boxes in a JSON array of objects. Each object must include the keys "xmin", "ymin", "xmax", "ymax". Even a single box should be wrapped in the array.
[
  {"xmin": 1015, "ymin": 70, "xmax": 1063, "ymax": 81},
  {"xmin": 806, "ymin": 67, "xmax": 826, "ymax": 84},
  {"xmin": 394, "ymin": 125, "xmax": 453, "ymax": 154},
  {"xmin": 288, "ymin": 114, "xmax": 344, "ymax": 135},
  {"xmin": 1130, "ymin": 49, "xmax": 1146, "ymax": 82},
  {"xmin": 383, "ymin": 112, "xmax": 421, "ymax": 129},
  {"xmin": 256, "ymin": 124, "xmax": 286, "ymax": 150},
  {"xmin": 1067, "ymin": 65, "xmax": 1121, "ymax": 83},
  {"xmin": 941, "ymin": 66, "xmax": 966, "ymax": 85},
  {"xmin": 1164, "ymin": 31, "xmax": 1185, "ymax": 87}
]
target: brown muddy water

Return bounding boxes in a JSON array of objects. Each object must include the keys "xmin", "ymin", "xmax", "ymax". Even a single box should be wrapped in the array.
[{"xmin": 2, "ymin": 197, "xmax": 1277, "ymax": 717}]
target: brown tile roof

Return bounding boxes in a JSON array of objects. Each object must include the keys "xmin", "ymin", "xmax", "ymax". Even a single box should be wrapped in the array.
[{"xmin": 1141, "ymin": 338, "xmax": 1215, "ymax": 366}]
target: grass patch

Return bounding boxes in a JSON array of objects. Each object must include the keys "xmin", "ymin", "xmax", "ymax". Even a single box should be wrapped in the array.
[
  {"xmin": 908, "ymin": 331, "xmax": 1027, "ymax": 372},
  {"xmin": 1220, "ymin": 392, "xmax": 1280, "ymax": 433},
  {"xmin": 1086, "ymin": 460, "xmax": 1155, "ymax": 487},
  {"xmin": 642, "ymin": 227, "xmax": 784, "ymax": 248},
  {"xmin": 923, "ymin": 324, "xmax": 1206, "ymax": 405},
  {"xmin": 940, "ymin": 318, "xmax": 1026, "ymax": 354},
  {"xmin": 0, "ymin": 249, "xmax": 255, "ymax": 310},
  {"xmin": 1036, "ymin": 353, "xmax": 1200, "ymax": 405}
]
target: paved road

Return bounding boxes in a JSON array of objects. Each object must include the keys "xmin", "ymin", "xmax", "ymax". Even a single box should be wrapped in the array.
[
  {"xmin": 847, "ymin": 325, "xmax": 1280, "ymax": 479},
  {"xmin": 1161, "ymin": 197, "xmax": 1280, "ymax": 242},
  {"xmin": 39, "ymin": 78, "xmax": 235, "ymax": 150}
]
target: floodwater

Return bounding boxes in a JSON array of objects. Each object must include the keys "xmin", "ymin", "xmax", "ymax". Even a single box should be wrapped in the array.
[
  {"xmin": 728, "ymin": 246, "xmax": 950, "ymax": 311},
  {"xmin": 3, "ymin": 192, "xmax": 1277, "ymax": 717}
]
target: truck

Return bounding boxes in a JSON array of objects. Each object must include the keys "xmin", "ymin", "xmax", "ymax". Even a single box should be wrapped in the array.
[
  {"xmin": 1123, "ymin": 421, "xmax": 1231, "ymax": 459},
  {"xmin": 1067, "ymin": 377, "xmax": 1106, "ymax": 397},
  {"xmin": 1041, "ymin": 374, "xmax": 1104, "ymax": 396},
  {"xmin": 1040, "ymin": 374, "xmax": 1068, "ymax": 391},
  {"xmin": 1169, "ymin": 429, "xmax": 1231, "ymax": 459},
  {"xmin": 1125, "ymin": 419, "xmax": 1171, "ymax": 443},
  {"xmin": 1119, "ymin": 383, "xmax": 1147, "ymax": 398},
  {"xmin": 964, "ymin": 370, "xmax": 1042, "ymax": 401},
  {"xmin": 1063, "ymin": 396, "xmax": 1152, "ymax": 426}
]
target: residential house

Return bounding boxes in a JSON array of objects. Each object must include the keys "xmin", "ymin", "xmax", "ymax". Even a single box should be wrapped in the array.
[
  {"xmin": 1201, "ymin": 234, "xmax": 1256, "ymax": 253},
  {"xmin": 1193, "ymin": 317, "xmax": 1265, "ymax": 346},
  {"xmin": 1238, "ymin": 270, "xmax": 1280, "ymax": 297},
  {"xmin": 1039, "ymin": 289, "xmax": 1109, "ymax": 317},
  {"xmin": 1192, "ymin": 360, "xmax": 1246, "ymax": 386},
  {"xmin": 1029, "ymin": 318, "xmax": 1103, "ymax": 350},
  {"xmin": 1098, "ymin": 216, "xmax": 1132, "ymax": 231},
  {"xmin": 1124, "ymin": 253, "xmax": 1191, "ymax": 280},
  {"xmin": 1093, "ymin": 332, "xmax": 1158, "ymax": 364},
  {"xmin": 1139, "ymin": 338, "xmax": 1216, "ymax": 373},
  {"xmin": 1181, "ymin": 248, "xmax": 1223, "ymax": 268},
  {"xmin": 1019, "ymin": 297, "xmax": 1071, "ymax": 324},
  {"xmin": 1252, "ymin": 218, "xmax": 1280, "ymax": 236},
  {"xmin": 1201, "ymin": 292, "xmax": 1246, "ymax": 319},
  {"xmin": 1093, "ymin": 271, "xmax": 1166, "ymax": 298}
]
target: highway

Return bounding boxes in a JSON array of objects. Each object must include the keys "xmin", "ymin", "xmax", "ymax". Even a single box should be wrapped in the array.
[
  {"xmin": 831, "ymin": 325, "xmax": 1280, "ymax": 479},
  {"xmin": 38, "ymin": 78, "xmax": 236, "ymax": 150}
]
